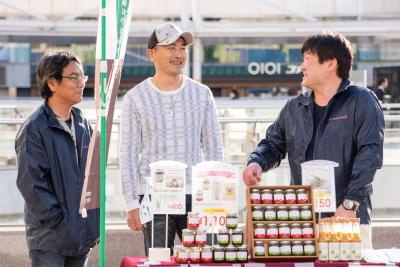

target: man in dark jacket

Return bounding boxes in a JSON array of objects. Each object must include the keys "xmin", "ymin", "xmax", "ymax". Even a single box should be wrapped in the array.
[
  {"xmin": 373, "ymin": 77, "xmax": 388, "ymax": 103},
  {"xmin": 243, "ymin": 32, "xmax": 384, "ymax": 249},
  {"xmin": 15, "ymin": 51, "xmax": 99, "ymax": 267}
]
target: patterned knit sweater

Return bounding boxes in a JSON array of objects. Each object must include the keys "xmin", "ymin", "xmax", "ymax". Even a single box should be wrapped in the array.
[{"xmin": 120, "ymin": 76, "xmax": 224, "ymax": 211}]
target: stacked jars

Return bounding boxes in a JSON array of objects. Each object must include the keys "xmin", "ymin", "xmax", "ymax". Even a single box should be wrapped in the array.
[
  {"xmin": 175, "ymin": 212, "xmax": 210, "ymax": 263},
  {"xmin": 212, "ymin": 212, "xmax": 248, "ymax": 263},
  {"xmin": 250, "ymin": 187, "xmax": 316, "ymax": 259}
]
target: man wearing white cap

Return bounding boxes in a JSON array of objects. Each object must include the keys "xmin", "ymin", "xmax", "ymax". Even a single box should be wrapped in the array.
[{"xmin": 120, "ymin": 22, "xmax": 224, "ymax": 255}]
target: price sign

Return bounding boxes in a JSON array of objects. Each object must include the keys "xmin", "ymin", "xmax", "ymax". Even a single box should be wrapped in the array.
[
  {"xmin": 192, "ymin": 161, "xmax": 239, "ymax": 233},
  {"xmin": 301, "ymin": 160, "xmax": 338, "ymax": 213},
  {"xmin": 150, "ymin": 161, "xmax": 187, "ymax": 215}
]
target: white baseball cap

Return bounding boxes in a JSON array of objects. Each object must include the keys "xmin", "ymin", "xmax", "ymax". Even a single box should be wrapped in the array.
[{"xmin": 148, "ymin": 22, "xmax": 194, "ymax": 49}]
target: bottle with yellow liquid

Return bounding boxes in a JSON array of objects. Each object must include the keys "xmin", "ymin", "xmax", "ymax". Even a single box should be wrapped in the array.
[
  {"xmin": 318, "ymin": 218, "xmax": 331, "ymax": 261},
  {"xmin": 328, "ymin": 217, "xmax": 342, "ymax": 261},
  {"xmin": 340, "ymin": 218, "xmax": 353, "ymax": 261},
  {"xmin": 351, "ymin": 218, "xmax": 362, "ymax": 261}
]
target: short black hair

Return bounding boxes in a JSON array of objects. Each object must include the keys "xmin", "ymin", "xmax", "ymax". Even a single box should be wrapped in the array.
[
  {"xmin": 377, "ymin": 77, "xmax": 388, "ymax": 86},
  {"xmin": 301, "ymin": 32, "xmax": 354, "ymax": 80},
  {"xmin": 36, "ymin": 50, "xmax": 82, "ymax": 99}
]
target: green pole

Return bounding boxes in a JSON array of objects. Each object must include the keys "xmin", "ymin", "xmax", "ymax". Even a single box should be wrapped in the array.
[{"xmin": 100, "ymin": 0, "xmax": 107, "ymax": 266}]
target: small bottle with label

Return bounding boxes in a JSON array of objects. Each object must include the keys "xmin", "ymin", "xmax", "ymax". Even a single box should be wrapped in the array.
[
  {"xmin": 284, "ymin": 189, "xmax": 296, "ymax": 204},
  {"xmin": 217, "ymin": 228, "xmax": 230, "ymax": 247},
  {"xmin": 232, "ymin": 228, "xmax": 244, "ymax": 247},
  {"xmin": 278, "ymin": 223, "xmax": 290, "ymax": 239},
  {"xmin": 288, "ymin": 206, "xmax": 300, "ymax": 221},
  {"xmin": 201, "ymin": 245, "xmax": 213, "ymax": 263},
  {"xmin": 261, "ymin": 189, "xmax": 273, "ymax": 204},
  {"xmin": 302, "ymin": 222, "xmax": 314, "ymax": 238},
  {"xmin": 264, "ymin": 206, "xmax": 276, "ymax": 221},
  {"xmin": 189, "ymin": 247, "xmax": 201, "ymax": 263},
  {"xmin": 273, "ymin": 189, "xmax": 285, "ymax": 204},
  {"xmin": 290, "ymin": 223, "xmax": 302, "ymax": 238},
  {"xmin": 252, "ymin": 206, "xmax": 264, "ymax": 221},
  {"xmin": 277, "ymin": 206, "xmax": 289, "ymax": 221},
  {"xmin": 296, "ymin": 188, "xmax": 309, "ymax": 203},
  {"xmin": 213, "ymin": 245, "xmax": 225, "ymax": 262},
  {"xmin": 187, "ymin": 212, "xmax": 200, "ymax": 230},
  {"xmin": 225, "ymin": 245, "xmax": 237, "ymax": 262},
  {"xmin": 255, "ymin": 241, "xmax": 266, "ymax": 256},
  {"xmin": 226, "ymin": 213, "xmax": 238, "ymax": 229},
  {"xmin": 237, "ymin": 245, "xmax": 248, "ymax": 262},
  {"xmin": 280, "ymin": 241, "xmax": 292, "ymax": 256},
  {"xmin": 268, "ymin": 241, "xmax": 280, "ymax": 256},
  {"xmin": 195, "ymin": 228, "xmax": 207, "ymax": 247},
  {"xmin": 291, "ymin": 241, "xmax": 304, "ymax": 256},
  {"xmin": 182, "ymin": 229, "xmax": 195, "ymax": 247},
  {"xmin": 250, "ymin": 188, "xmax": 261, "ymax": 204},
  {"xmin": 304, "ymin": 240, "xmax": 316, "ymax": 255},
  {"xmin": 254, "ymin": 223, "xmax": 266, "ymax": 239},
  {"xmin": 266, "ymin": 223, "xmax": 279, "ymax": 238},
  {"xmin": 300, "ymin": 206, "xmax": 312, "ymax": 221}
]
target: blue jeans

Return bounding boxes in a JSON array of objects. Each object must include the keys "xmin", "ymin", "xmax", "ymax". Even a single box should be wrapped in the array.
[{"xmin": 29, "ymin": 250, "xmax": 90, "ymax": 267}]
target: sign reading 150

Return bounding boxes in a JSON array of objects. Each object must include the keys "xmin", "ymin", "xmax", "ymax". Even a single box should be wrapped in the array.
[{"xmin": 248, "ymin": 62, "xmax": 301, "ymax": 76}]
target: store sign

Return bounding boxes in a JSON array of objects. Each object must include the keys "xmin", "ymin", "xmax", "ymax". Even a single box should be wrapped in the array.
[
  {"xmin": 301, "ymin": 160, "xmax": 338, "ymax": 213},
  {"xmin": 150, "ymin": 161, "xmax": 187, "ymax": 215},
  {"xmin": 248, "ymin": 62, "xmax": 301, "ymax": 76},
  {"xmin": 192, "ymin": 161, "xmax": 239, "ymax": 233}
]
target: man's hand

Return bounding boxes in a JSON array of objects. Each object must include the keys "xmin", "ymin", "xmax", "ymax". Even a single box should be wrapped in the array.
[
  {"xmin": 127, "ymin": 208, "xmax": 145, "ymax": 231},
  {"xmin": 242, "ymin": 162, "xmax": 262, "ymax": 186},
  {"xmin": 334, "ymin": 204, "xmax": 357, "ymax": 218}
]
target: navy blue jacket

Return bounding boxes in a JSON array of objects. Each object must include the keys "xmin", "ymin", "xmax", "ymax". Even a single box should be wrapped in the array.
[
  {"xmin": 15, "ymin": 101, "xmax": 99, "ymax": 256},
  {"xmin": 248, "ymin": 80, "xmax": 384, "ymax": 224}
]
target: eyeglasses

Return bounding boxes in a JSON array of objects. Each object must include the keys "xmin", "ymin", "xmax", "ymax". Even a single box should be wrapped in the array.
[{"xmin": 62, "ymin": 75, "xmax": 89, "ymax": 84}]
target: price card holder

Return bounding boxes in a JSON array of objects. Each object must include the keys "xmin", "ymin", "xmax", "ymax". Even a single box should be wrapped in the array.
[{"xmin": 301, "ymin": 160, "xmax": 338, "ymax": 213}]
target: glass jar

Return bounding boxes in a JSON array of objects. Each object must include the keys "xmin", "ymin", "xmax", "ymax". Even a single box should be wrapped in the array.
[
  {"xmin": 254, "ymin": 223, "xmax": 266, "ymax": 239},
  {"xmin": 217, "ymin": 228, "xmax": 230, "ymax": 247},
  {"xmin": 255, "ymin": 241, "xmax": 265, "ymax": 256},
  {"xmin": 304, "ymin": 240, "xmax": 316, "ymax": 255},
  {"xmin": 266, "ymin": 223, "xmax": 279, "ymax": 238},
  {"xmin": 300, "ymin": 206, "xmax": 312, "ymax": 221},
  {"xmin": 268, "ymin": 241, "xmax": 280, "ymax": 256},
  {"xmin": 250, "ymin": 188, "xmax": 261, "ymax": 204},
  {"xmin": 292, "ymin": 241, "xmax": 304, "ymax": 256},
  {"xmin": 225, "ymin": 245, "xmax": 237, "ymax": 262},
  {"xmin": 290, "ymin": 223, "xmax": 302, "ymax": 238},
  {"xmin": 273, "ymin": 189, "xmax": 285, "ymax": 204},
  {"xmin": 201, "ymin": 245, "xmax": 213, "ymax": 263},
  {"xmin": 226, "ymin": 213, "xmax": 238, "ymax": 229},
  {"xmin": 182, "ymin": 229, "xmax": 195, "ymax": 247},
  {"xmin": 189, "ymin": 247, "xmax": 201, "ymax": 263},
  {"xmin": 261, "ymin": 189, "xmax": 273, "ymax": 204},
  {"xmin": 264, "ymin": 206, "xmax": 276, "ymax": 221},
  {"xmin": 280, "ymin": 241, "xmax": 292, "ymax": 256},
  {"xmin": 252, "ymin": 206, "xmax": 264, "ymax": 221},
  {"xmin": 296, "ymin": 189, "xmax": 309, "ymax": 204},
  {"xmin": 284, "ymin": 189, "xmax": 296, "ymax": 204},
  {"xmin": 232, "ymin": 228, "xmax": 244, "ymax": 246},
  {"xmin": 213, "ymin": 245, "xmax": 225, "ymax": 262},
  {"xmin": 302, "ymin": 222, "xmax": 314, "ymax": 238},
  {"xmin": 195, "ymin": 228, "xmax": 207, "ymax": 247},
  {"xmin": 175, "ymin": 245, "xmax": 188, "ymax": 263},
  {"xmin": 237, "ymin": 245, "xmax": 248, "ymax": 262},
  {"xmin": 277, "ymin": 206, "xmax": 289, "ymax": 221},
  {"xmin": 187, "ymin": 212, "xmax": 200, "ymax": 230},
  {"xmin": 288, "ymin": 206, "xmax": 301, "ymax": 221},
  {"xmin": 278, "ymin": 223, "xmax": 290, "ymax": 239}
]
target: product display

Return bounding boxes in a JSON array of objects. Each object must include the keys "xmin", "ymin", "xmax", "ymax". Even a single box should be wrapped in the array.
[
  {"xmin": 187, "ymin": 212, "xmax": 200, "ymax": 230},
  {"xmin": 226, "ymin": 213, "xmax": 238, "ymax": 229},
  {"xmin": 247, "ymin": 185, "xmax": 318, "ymax": 261}
]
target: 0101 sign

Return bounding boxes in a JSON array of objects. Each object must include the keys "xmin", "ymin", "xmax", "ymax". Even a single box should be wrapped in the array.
[{"xmin": 199, "ymin": 215, "xmax": 226, "ymax": 229}]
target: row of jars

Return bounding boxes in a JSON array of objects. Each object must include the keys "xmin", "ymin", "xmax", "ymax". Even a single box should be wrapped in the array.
[
  {"xmin": 174, "ymin": 245, "xmax": 248, "ymax": 263},
  {"xmin": 250, "ymin": 188, "xmax": 309, "ymax": 204},
  {"xmin": 182, "ymin": 228, "xmax": 207, "ymax": 247},
  {"xmin": 217, "ymin": 228, "xmax": 244, "ymax": 247},
  {"xmin": 252, "ymin": 205, "xmax": 312, "ymax": 221},
  {"xmin": 254, "ymin": 222, "xmax": 314, "ymax": 239},
  {"xmin": 254, "ymin": 240, "xmax": 316, "ymax": 256}
]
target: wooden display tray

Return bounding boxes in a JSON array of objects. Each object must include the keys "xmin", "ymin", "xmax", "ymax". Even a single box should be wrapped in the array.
[{"xmin": 246, "ymin": 185, "xmax": 319, "ymax": 261}]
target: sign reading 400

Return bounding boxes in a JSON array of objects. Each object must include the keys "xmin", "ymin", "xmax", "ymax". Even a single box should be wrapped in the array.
[{"xmin": 248, "ymin": 62, "xmax": 301, "ymax": 76}]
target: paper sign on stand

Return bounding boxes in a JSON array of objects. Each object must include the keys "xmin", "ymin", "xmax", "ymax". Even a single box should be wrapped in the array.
[
  {"xmin": 192, "ymin": 161, "xmax": 239, "ymax": 233},
  {"xmin": 139, "ymin": 177, "xmax": 154, "ymax": 224},
  {"xmin": 301, "ymin": 160, "xmax": 338, "ymax": 213},
  {"xmin": 147, "ymin": 160, "xmax": 187, "ymax": 262}
]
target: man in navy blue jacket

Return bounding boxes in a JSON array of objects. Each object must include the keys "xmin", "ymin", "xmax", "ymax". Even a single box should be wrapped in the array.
[
  {"xmin": 15, "ymin": 51, "xmax": 99, "ymax": 267},
  {"xmin": 243, "ymin": 32, "xmax": 384, "ymax": 249}
]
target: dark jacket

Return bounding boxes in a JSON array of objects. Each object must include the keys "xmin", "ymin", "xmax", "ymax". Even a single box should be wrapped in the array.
[
  {"xmin": 15, "ymin": 101, "xmax": 99, "ymax": 256},
  {"xmin": 373, "ymin": 87, "xmax": 384, "ymax": 102},
  {"xmin": 248, "ymin": 80, "xmax": 384, "ymax": 224}
]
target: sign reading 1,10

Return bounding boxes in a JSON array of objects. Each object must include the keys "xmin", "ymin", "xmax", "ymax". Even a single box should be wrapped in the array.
[
  {"xmin": 248, "ymin": 62, "xmax": 301, "ymax": 76},
  {"xmin": 199, "ymin": 215, "xmax": 227, "ymax": 228}
]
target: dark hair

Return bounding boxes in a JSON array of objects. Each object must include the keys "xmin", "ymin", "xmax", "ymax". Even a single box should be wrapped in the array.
[
  {"xmin": 36, "ymin": 50, "xmax": 82, "ymax": 99},
  {"xmin": 377, "ymin": 77, "xmax": 388, "ymax": 86},
  {"xmin": 301, "ymin": 32, "xmax": 353, "ymax": 80}
]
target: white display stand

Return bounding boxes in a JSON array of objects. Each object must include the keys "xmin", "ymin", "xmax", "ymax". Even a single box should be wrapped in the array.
[
  {"xmin": 146, "ymin": 160, "xmax": 187, "ymax": 262},
  {"xmin": 301, "ymin": 160, "xmax": 339, "ymax": 213},
  {"xmin": 192, "ymin": 161, "xmax": 239, "ymax": 233}
]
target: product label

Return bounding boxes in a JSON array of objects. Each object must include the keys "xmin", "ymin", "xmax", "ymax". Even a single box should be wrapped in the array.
[
  {"xmin": 289, "ymin": 210, "xmax": 300, "ymax": 220},
  {"xmin": 300, "ymin": 210, "xmax": 312, "ymax": 220},
  {"xmin": 297, "ymin": 193, "xmax": 308, "ymax": 203},
  {"xmin": 292, "ymin": 245, "xmax": 303, "ymax": 255},
  {"xmin": 267, "ymin": 227, "xmax": 279, "ymax": 237},
  {"xmin": 214, "ymin": 251, "xmax": 224, "ymax": 260},
  {"xmin": 318, "ymin": 242, "xmax": 329, "ymax": 261},
  {"xmin": 302, "ymin": 227, "xmax": 314, "ymax": 237},
  {"xmin": 261, "ymin": 193, "xmax": 273, "ymax": 202},
  {"xmin": 274, "ymin": 194, "xmax": 284, "ymax": 203},
  {"xmin": 268, "ymin": 246, "xmax": 279, "ymax": 256},
  {"xmin": 304, "ymin": 244, "xmax": 316, "ymax": 255},
  {"xmin": 218, "ymin": 234, "xmax": 229, "ymax": 242},
  {"xmin": 255, "ymin": 227, "xmax": 266, "ymax": 236},
  {"xmin": 285, "ymin": 193, "xmax": 296, "ymax": 203},
  {"xmin": 328, "ymin": 242, "xmax": 340, "ymax": 261},
  {"xmin": 351, "ymin": 242, "xmax": 362, "ymax": 261},
  {"xmin": 232, "ymin": 234, "xmax": 243, "ymax": 243},
  {"xmin": 252, "ymin": 210, "xmax": 264, "ymax": 220},
  {"xmin": 290, "ymin": 227, "xmax": 302, "ymax": 238},
  {"xmin": 280, "ymin": 245, "xmax": 291, "ymax": 255},
  {"xmin": 340, "ymin": 242, "xmax": 352, "ymax": 261},
  {"xmin": 251, "ymin": 193, "xmax": 261, "ymax": 203},
  {"xmin": 264, "ymin": 211, "xmax": 276, "ymax": 220},
  {"xmin": 277, "ymin": 210, "xmax": 288, "ymax": 220}
]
